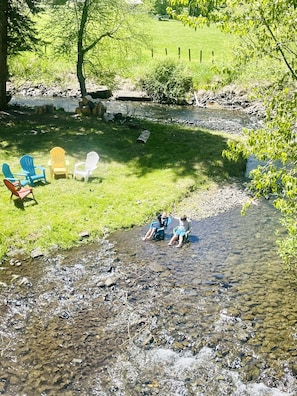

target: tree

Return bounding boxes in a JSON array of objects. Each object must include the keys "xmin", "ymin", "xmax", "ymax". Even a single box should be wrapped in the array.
[
  {"xmin": 46, "ymin": 0, "xmax": 147, "ymax": 97},
  {"xmin": 0, "ymin": 0, "xmax": 41, "ymax": 110},
  {"xmin": 168, "ymin": 0, "xmax": 297, "ymax": 270},
  {"xmin": 0, "ymin": 0, "xmax": 8, "ymax": 110}
]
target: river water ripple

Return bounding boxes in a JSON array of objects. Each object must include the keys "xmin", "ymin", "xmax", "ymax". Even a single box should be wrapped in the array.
[
  {"xmin": 10, "ymin": 95, "xmax": 260, "ymax": 135},
  {"xmin": 0, "ymin": 200, "xmax": 296, "ymax": 395}
]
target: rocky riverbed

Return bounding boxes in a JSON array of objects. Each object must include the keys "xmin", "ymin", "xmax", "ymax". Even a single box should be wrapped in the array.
[
  {"xmin": 1, "ymin": 188, "xmax": 296, "ymax": 396},
  {"xmin": 8, "ymin": 78, "xmax": 265, "ymax": 117}
]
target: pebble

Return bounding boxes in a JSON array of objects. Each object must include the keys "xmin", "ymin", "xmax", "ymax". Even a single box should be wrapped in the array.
[{"xmin": 173, "ymin": 179, "xmax": 252, "ymax": 221}]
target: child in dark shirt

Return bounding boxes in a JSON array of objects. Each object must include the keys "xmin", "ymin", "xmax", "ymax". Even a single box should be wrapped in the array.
[{"xmin": 142, "ymin": 212, "xmax": 168, "ymax": 241}]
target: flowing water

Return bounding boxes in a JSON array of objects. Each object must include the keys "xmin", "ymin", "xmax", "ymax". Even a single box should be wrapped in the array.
[
  {"xmin": 0, "ymin": 200, "xmax": 296, "ymax": 395},
  {"xmin": 10, "ymin": 96, "xmax": 260, "ymax": 134}
]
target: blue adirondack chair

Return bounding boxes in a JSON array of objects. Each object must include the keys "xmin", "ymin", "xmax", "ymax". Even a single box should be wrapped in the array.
[
  {"xmin": 2, "ymin": 163, "xmax": 30, "ymax": 187},
  {"xmin": 19, "ymin": 155, "xmax": 47, "ymax": 186}
]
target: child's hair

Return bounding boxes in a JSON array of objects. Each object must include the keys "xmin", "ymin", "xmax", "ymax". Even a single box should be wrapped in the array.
[{"xmin": 181, "ymin": 215, "xmax": 187, "ymax": 221}]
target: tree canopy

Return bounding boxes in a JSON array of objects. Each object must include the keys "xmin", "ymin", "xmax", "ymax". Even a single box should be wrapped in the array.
[
  {"xmin": 43, "ymin": 0, "xmax": 148, "ymax": 96},
  {"xmin": 169, "ymin": 0, "xmax": 297, "ymax": 270},
  {"xmin": 0, "ymin": 0, "xmax": 41, "ymax": 109}
]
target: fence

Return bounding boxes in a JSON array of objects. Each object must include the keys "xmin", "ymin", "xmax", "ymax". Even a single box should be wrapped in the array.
[{"xmin": 150, "ymin": 48, "xmax": 216, "ymax": 63}]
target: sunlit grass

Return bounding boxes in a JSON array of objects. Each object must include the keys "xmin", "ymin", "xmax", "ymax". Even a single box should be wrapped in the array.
[{"xmin": 0, "ymin": 109, "xmax": 245, "ymax": 260}]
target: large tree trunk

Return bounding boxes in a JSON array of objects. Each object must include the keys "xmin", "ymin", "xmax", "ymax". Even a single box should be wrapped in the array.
[
  {"xmin": 77, "ymin": 49, "xmax": 87, "ymax": 97},
  {"xmin": 0, "ymin": 0, "xmax": 8, "ymax": 110},
  {"xmin": 76, "ymin": 0, "xmax": 88, "ymax": 98}
]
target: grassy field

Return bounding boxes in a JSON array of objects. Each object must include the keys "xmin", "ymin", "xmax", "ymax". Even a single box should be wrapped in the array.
[
  {"xmin": 0, "ymin": 108, "xmax": 245, "ymax": 261},
  {"xmin": 126, "ymin": 18, "xmax": 237, "ymax": 86},
  {"xmin": 9, "ymin": 17, "xmax": 237, "ymax": 91}
]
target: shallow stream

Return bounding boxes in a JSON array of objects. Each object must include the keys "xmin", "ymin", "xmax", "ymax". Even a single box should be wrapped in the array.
[
  {"xmin": 10, "ymin": 95, "xmax": 260, "ymax": 135},
  {"xmin": 0, "ymin": 200, "xmax": 296, "ymax": 395}
]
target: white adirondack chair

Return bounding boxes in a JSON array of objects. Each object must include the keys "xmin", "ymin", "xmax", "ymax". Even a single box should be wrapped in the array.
[{"xmin": 73, "ymin": 151, "xmax": 100, "ymax": 182}]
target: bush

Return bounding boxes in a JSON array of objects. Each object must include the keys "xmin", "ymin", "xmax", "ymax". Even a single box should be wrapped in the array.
[{"xmin": 140, "ymin": 60, "xmax": 193, "ymax": 104}]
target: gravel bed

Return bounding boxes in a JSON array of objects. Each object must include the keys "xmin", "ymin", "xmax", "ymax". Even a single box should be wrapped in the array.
[{"xmin": 173, "ymin": 179, "xmax": 252, "ymax": 221}]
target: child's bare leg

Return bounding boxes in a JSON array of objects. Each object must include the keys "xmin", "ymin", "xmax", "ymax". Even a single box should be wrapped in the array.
[
  {"xmin": 168, "ymin": 235, "xmax": 177, "ymax": 246},
  {"xmin": 146, "ymin": 228, "xmax": 156, "ymax": 240},
  {"xmin": 176, "ymin": 235, "xmax": 183, "ymax": 247}
]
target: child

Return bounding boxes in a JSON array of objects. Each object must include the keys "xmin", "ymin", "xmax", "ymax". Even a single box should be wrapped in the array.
[
  {"xmin": 142, "ymin": 212, "xmax": 169, "ymax": 241},
  {"xmin": 168, "ymin": 214, "xmax": 192, "ymax": 247}
]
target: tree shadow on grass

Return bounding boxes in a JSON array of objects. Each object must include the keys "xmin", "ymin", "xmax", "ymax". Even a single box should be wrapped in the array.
[{"xmin": 0, "ymin": 109, "xmax": 246, "ymax": 184}]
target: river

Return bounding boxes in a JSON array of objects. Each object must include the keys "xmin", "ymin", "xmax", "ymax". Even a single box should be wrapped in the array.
[
  {"xmin": 0, "ymin": 199, "xmax": 296, "ymax": 395},
  {"xmin": 10, "ymin": 95, "xmax": 260, "ymax": 135},
  {"xmin": 1, "ymin": 97, "xmax": 296, "ymax": 395}
]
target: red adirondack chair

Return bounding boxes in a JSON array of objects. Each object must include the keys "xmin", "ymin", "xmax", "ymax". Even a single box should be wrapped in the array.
[{"xmin": 3, "ymin": 179, "xmax": 35, "ymax": 202}]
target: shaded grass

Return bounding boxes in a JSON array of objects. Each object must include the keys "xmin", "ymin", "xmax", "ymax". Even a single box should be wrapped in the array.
[{"xmin": 0, "ymin": 108, "xmax": 245, "ymax": 260}]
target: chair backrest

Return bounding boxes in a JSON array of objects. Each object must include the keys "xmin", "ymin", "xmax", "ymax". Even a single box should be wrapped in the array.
[
  {"xmin": 50, "ymin": 147, "xmax": 66, "ymax": 167},
  {"xmin": 3, "ymin": 179, "xmax": 20, "ymax": 198},
  {"xmin": 166, "ymin": 216, "xmax": 172, "ymax": 227},
  {"xmin": 85, "ymin": 151, "xmax": 99, "ymax": 171},
  {"xmin": 20, "ymin": 155, "xmax": 35, "ymax": 175},
  {"xmin": 2, "ymin": 163, "xmax": 14, "ymax": 179}
]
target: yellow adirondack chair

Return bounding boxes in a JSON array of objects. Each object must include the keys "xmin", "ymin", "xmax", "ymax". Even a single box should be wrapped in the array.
[{"xmin": 48, "ymin": 147, "xmax": 69, "ymax": 179}]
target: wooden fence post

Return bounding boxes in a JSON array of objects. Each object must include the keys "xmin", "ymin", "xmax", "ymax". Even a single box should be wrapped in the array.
[
  {"xmin": 178, "ymin": 47, "xmax": 180, "ymax": 59},
  {"xmin": 165, "ymin": 48, "xmax": 167, "ymax": 56},
  {"xmin": 151, "ymin": 48, "xmax": 154, "ymax": 58},
  {"xmin": 212, "ymin": 50, "xmax": 214, "ymax": 63},
  {"xmin": 200, "ymin": 50, "xmax": 202, "ymax": 63},
  {"xmin": 188, "ymin": 49, "xmax": 191, "ymax": 61}
]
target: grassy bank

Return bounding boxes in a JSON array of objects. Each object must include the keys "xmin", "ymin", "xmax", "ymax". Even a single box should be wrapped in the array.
[
  {"xmin": 9, "ymin": 18, "xmax": 237, "ymax": 91},
  {"xmin": 0, "ymin": 107, "xmax": 245, "ymax": 261}
]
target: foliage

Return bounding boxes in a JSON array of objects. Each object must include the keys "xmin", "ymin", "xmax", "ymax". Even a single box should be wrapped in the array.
[
  {"xmin": 0, "ymin": 0, "xmax": 42, "ymax": 109},
  {"xmin": 0, "ymin": 108, "xmax": 244, "ymax": 262},
  {"xmin": 41, "ymin": 0, "xmax": 149, "ymax": 95},
  {"xmin": 8, "ymin": 18, "xmax": 236, "ymax": 91},
  {"xmin": 172, "ymin": 0, "xmax": 297, "ymax": 270},
  {"xmin": 7, "ymin": 0, "xmax": 41, "ymax": 55},
  {"xmin": 168, "ymin": 0, "xmax": 297, "ymax": 269},
  {"xmin": 140, "ymin": 59, "xmax": 193, "ymax": 103},
  {"xmin": 224, "ymin": 88, "xmax": 297, "ymax": 270}
]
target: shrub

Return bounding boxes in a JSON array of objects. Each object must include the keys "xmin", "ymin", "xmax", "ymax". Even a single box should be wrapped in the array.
[{"xmin": 140, "ymin": 60, "xmax": 193, "ymax": 104}]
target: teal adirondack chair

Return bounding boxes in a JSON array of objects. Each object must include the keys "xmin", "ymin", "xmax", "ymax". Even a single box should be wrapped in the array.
[
  {"xmin": 19, "ymin": 155, "xmax": 47, "ymax": 186},
  {"xmin": 2, "ymin": 163, "xmax": 30, "ymax": 187}
]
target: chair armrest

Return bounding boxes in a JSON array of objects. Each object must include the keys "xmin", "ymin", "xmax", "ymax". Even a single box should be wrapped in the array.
[
  {"xmin": 21, "ymin": 170, "xmax": 30, "ymax": 175},
  {"xmin": 14, "ymin": 172, "xmax": 28, "ymax": 177},
  {"xmin": 74, "ymin": 162, "xmax": 84, "ymax": 170},
  {"xmin": 13, "ymin": 181, "xmax": 22, "ymax": 190},
  {"xmin": 7, "ymin": 177, "xmax": 21, "ymax": 182},
  {"xmin": 35, "ymin": 166, "xmax": 46, "ymax": 171}
]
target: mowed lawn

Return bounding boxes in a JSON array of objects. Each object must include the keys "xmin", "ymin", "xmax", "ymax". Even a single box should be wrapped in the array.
[{"xmin": 0, "ymin": 108, "xmax": 245, "ymax": 260}]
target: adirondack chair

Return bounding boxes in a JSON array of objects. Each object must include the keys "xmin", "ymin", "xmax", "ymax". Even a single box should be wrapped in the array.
[
  {"xmin": 3, "ymin": 179, "xmax": 35, "ymax": 202},
  {"xmin": 73, "ymin": 151, "xmax": 99, "ymax": 182},
  {"xmin": 2, "ymin": 163, "xmax": 30, "ymax": 187},
  {"xmin": 19, "ymin": 155, "xmax": 47, "ymax": 186},
  {"xmin": 48, "ymin": 146, "xmax": 69, "ymax": 179}
]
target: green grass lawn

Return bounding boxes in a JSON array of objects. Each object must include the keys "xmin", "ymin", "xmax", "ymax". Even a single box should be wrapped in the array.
[
  {"xmin": 122, "ymin": 18, "xmax": 237, "ymax": 87},
  {"xmin": 0, "ymin": 107, "xmax": 245, "ymax": 261},
  {"xmin": 9, "ymin": 17, "xmax": 237, "ymax": 91},
  {"xmin": 143, "ymin": 19, "xmax": 234, "ymax": 64}
]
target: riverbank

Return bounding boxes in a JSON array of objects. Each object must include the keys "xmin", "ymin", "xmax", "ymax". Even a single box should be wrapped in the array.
[{"xmin": 8, "ymin": 78, "xmax": 265, "ymax": 117}]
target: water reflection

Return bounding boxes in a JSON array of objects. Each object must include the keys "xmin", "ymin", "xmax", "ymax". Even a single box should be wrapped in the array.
[{"xmin": 0, "ymin": 200, "xmax": 296, "ymax": 395}]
